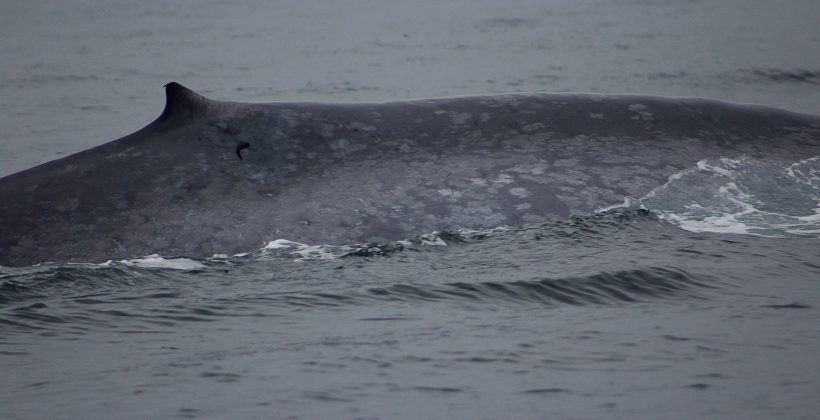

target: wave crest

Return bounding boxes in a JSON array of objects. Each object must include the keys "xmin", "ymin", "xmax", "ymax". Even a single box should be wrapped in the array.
[{"xmin": 640, "ymin": 156, "xmax": 820, "ymax": 237}]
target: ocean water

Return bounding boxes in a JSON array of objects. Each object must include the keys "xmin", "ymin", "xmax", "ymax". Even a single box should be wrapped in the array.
[{"xmin": 2, "ymin": 1, "xmax": 820, "ymax": 419}]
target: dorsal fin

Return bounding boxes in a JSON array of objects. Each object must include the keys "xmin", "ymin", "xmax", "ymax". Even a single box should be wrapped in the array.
[{"xmin": 157, "ymin": 82, "xmax": 217, "ymax": 122}]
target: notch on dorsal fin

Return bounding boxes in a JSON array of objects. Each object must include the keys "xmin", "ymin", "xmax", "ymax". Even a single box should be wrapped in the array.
[{"xmin": 158, "ymin": 82, "xmax": 216, "ymax": 122}]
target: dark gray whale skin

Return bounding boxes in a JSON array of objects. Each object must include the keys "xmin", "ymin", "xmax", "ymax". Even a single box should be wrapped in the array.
[{"xmin": 1, "ymin": 83, "xmax": 818, "ymax": 266}]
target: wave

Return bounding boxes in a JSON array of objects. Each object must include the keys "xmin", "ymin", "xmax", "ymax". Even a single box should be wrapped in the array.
[
  {"xmin": 211, "ymin": 266, "xmax": 717, "ymax": 310},
  {"xmin": 639, "ymin": 156, "xmax": 820, "ymax": 237},
  {"xmin": 0, "ymin": 264, "xmax": 719, "ymax": 332},
  {"xmin": 732, "ymin": 68, "xmax": 820, "ymax": 85},
  {"xmin": 0, "ymin": 204, "xmax": 750, "ymax": 335},
  {"xmin": 244, "ymin": 209, "xmax": 666, "ymax": 262},
  {"xmin": 0, "ymin": 208, "xmax": 686, "ymax": 310},
  {"xmin": 0, "ymin": 208, "xmax": 659, "ymax": 305},
  {"xmin": 356, "ymin": 266, "xmax": 717, "ymax": 306},
  {"xmin": 0, "ymin": 261, "xmax": 199, "ymax": 306}
]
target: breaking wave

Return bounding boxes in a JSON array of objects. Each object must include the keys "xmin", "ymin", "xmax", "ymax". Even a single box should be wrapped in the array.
[{"xmin": 639, "ymin": 156, "xmax": 820, "ymax": 237}]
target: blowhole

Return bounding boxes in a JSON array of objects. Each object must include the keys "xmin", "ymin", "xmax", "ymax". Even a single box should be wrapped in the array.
[{"xmin": 236, "ymin": 142, "xmax": 251, "ymax": 160}]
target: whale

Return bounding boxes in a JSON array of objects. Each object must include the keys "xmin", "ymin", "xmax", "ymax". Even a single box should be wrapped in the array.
[{"xmin": 0, "ymin": 82, "xmax": 818, "ymax": 266}]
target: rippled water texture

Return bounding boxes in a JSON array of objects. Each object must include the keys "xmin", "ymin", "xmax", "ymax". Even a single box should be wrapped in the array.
[
  {"xmin": 2, "ymin": 0, "xmax": 820, "ymax": 419},
  {"xmin": 2, "ymin": 208, "xmax": 819, "ymax": 419}
]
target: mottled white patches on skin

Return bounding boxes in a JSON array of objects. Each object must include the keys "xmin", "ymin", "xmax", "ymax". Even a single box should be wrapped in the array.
[
  {"xmin": 319, "ymin": 123, "xmax": 335, "ymax": 137},
  {"xmin": 466, "ymin": 204, "xmax": 495, "ymax": 216},
  {"xmin": 515, "ymin": 203, "xmax": 532, "ymax": 211},
  {"xmin": 510, "ymin": 162, "xmax": 548, "ymax": 175},
  {"xmin": 492, "ymin": 174, "xmax": 515, "ymax": 184},
  {"xmin": 329, "ymin": 138, "xmax": 351, "ymax": 150},
  {"xmin": 437, "ymin": 189, "xmax": 463, "ymax": 199},
  {"xmin": 349, "ymin": 121, "xmax": 377, "ymax": 131},
  {"xmin": 521, "ymin": 122, "xmax": 545, "ymax": 132},
  {"xmin": 629, "ymin": 104, "xmax": 654, "ymax": 121},
  {"xmin": 553, "ymin": 158, "xmax": 579, "ymax": 168},
  {"xmin": 434, "ymin": 110, "xmax": 446, "ymax": 115},
  {"xmin": 279, "ymin": 109, "xmax": 301, "ymax": 127},
  {"xmin": 57, "ymin": 197, "xmax": 80, "ymax": 212},
  {"xmin": 509, "ymin": 187, "xmax": 530, "ymax": 198},
  {"xmin": 589, "ymin": 113, "xmax": 605, "ymax": 119},
  {"xmin": 442, "ymin": 112, "xmax": 469, "ymax": 126},
  {"xmin": 329, "ymin": 139, "xmax": 367, "ymax": 155},
  {"xmin": 502, "ymin": 97, "xmax": 521, "ymax": 107},
  {"xmin": 468, "ymin": 178, "xmax": 488, "ymax": 187},
  {"xmin": 480, "ymin": 112, "xmax": 491, "ymax": 123}
]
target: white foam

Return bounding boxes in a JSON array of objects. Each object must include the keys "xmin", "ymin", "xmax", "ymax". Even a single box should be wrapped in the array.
[
  {"xmin": 642, "ymin": 165, "xmax": 699, "ymax": 200},
  {"xmin": 594, "ymin": 196, "xmax": 638, "ymax": 213},
  {"xmin": 117, "ymin": 255, "xmax": 206, "ymax": 270},
  {"xmin": 262, "ymin": 239, "xmax": 354, "ymax": 261},
  {"xmin": 263, "ymin": 239, "xmax": 307, "ymax": 250},
  {"xmin": 292, "ymin": 244, "xmax": 355, "ymax": 260},
  {"xmin": 262, "ymin": 227, "xmax": 485, "ymax": 261},
  {"xmin": 640, "ymin": 156, "xmax": 820, "ymax": 238},
  {"xmin": 398, "ymin": 226, "xmax": 512, "ymax": 248},
  {"xmin": 785, "ymin": 156, "xmax": 820, "ymax": 186},
  {"xmin": 663, "ymin": 212, "xmax": 752, "ymax": 235},
  {"xmin": 457, "ymin": 226, "xmax": 511, "ymax": 238},
  {"xmin": 695, "ymin": 158, "xmax": 737, "ymax": 177},
  {"xmin": 401, "ymin": 232, "xmax": 448, "ymax": 246}
]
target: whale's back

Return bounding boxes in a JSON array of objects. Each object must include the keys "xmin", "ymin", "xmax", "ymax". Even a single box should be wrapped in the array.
[{"xmin": 0, "ymin": 84, "xmax": 818, "ymax": 266}]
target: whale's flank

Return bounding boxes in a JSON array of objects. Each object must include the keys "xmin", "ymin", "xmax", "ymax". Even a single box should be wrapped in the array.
[{"xmin": 0, "ymin": 83, "xmax": 817, "ymax": 266}]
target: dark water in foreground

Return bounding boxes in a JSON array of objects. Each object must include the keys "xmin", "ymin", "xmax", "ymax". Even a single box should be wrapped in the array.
[{"xmin": 2, "ymin": 157, "xmax": 819, "ymax": 419}]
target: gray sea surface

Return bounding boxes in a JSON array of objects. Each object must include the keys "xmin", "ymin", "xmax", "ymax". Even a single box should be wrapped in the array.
[{"xmin": 1, "ymin": 1, "xmax": 820, "ymax": 419}]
